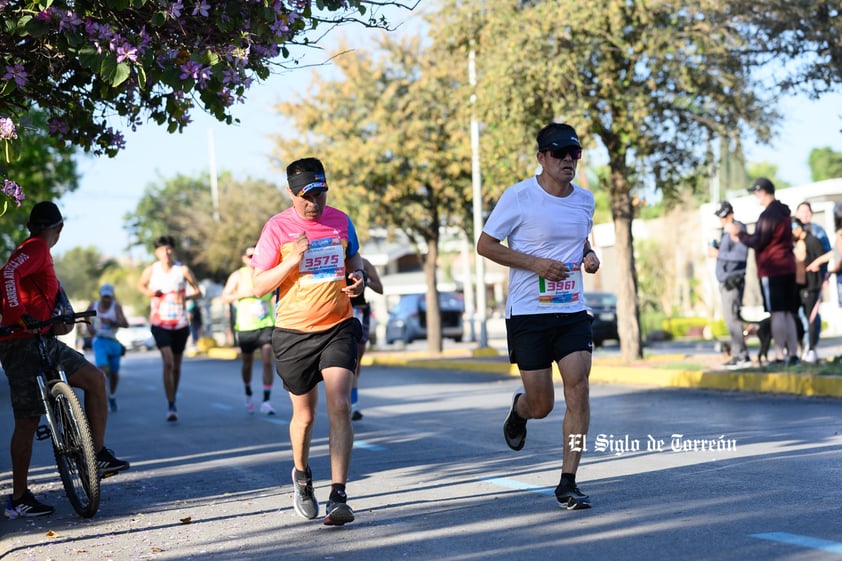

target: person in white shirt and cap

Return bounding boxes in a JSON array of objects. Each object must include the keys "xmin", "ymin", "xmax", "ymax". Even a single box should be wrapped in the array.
[{"xmin": 87, "ymin": 283, "xmax": 129, "ymax": 412}]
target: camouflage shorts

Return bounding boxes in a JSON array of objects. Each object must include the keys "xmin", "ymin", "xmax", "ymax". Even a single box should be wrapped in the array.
[{"xmin": 0, "ymin": 336, "xmax": 89, "ymax": 419}]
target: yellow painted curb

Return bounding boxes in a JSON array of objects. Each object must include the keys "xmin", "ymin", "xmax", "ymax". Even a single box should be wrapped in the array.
[{"xmin": 207, "ymin": 347, "xmax": 240, "ymax": 360}]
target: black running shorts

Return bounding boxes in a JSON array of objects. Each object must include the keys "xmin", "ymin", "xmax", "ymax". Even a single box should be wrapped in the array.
[
  {"xmin": 506, "ymin": 311, "xmax": 593, "ymax": 371},
  {"xmin": 272, "ymin": 317, "xmax": 362, "ymax": 395},
  {"xmin": 151, "ymin": 325, "xmax": 190, "ymax": 354},
  {"xmin": 237, "ymin": 326, "xmax": 273, "ymax": 354}
]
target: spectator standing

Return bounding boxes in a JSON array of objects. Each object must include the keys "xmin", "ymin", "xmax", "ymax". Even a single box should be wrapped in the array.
[
  {"xmin": 724, "ymin": 178, "xmax": 800, "ymax": 366},
  {"xmin": 137, "ymin": 235, "xmax": 201, "ymax": 421},
  {"xmin": 709, "ymin": 201, "xmax": 751, "ymax": 368},
  {"xmin": 87, "ymin": 283, "xmax": 130, "ymax": 412},
  {"xmin": 794, "ymin": 201, "xmax": 831, "ymax": 355},
  {"xmin": 792, "ymin": 218, "xmax": 825, "ymax": 362},
  {"xmin": 221, "ymin": 244, "xmax": 277, "ymax": 415}
]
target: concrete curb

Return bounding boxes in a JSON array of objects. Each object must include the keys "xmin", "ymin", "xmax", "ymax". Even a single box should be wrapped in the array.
[{"xmin": 193, "ymin": 345, "xmax": 842, "ymax": 399}]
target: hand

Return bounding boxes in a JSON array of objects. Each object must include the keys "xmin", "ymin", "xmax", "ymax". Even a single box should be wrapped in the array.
[
  {"xmin": 153, "ymin": 290, "xmax": 164, "ymax": 298},
  {"xmin": 18, "ymin": 314, "xmax": 39, "ymax": 330},
  {"xmin": 535, "ymin": 257, "xmax": 569, "ymax": 282},
  {"xmin": 583, "ymin": 251, "xmax": 600, "ymax": 274},
  {"xmin": 342, "ymin": 270, "xmax": 365, "ymax": 297},
  {"xmin": 292, "ymin": 232, "xmax": 309, "ymax": 260}
]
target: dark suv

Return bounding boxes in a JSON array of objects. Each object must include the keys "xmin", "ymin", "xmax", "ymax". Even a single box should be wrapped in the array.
[{"xmin": 385, "ymin": 292, "xmax": 465, "ymax": 344}]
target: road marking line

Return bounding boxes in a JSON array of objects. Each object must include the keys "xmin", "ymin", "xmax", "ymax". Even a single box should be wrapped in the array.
[
  {"xmin": 751, "ymin": 532, "xmax": 842, "ymax": 555},
  {"xmin": 211, "ymin": 403, "xmax": 232, "ymax": 411},
  {"xmin": 262, "ymin": 418, "xmax": 289, "ymax": 426},
  {"xmin": 353, "ymin": 440, "xmax": 386, "ymax": 451},
  {"xmin": 481, "ymin": 477, "xmax": 555, "ymax": 497}
]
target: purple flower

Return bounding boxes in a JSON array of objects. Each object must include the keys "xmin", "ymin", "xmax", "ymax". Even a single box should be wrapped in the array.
[
  {"xmin": 0, "ymin": 117, "xmax": 17, "ymax": 140},
  {"xmin": 116, "ymin": 44, "xmax": 138, "ymax": 63},
  {"xmin": 2, "ymin": 179, "xmax": 25, "ymax": 207},
  {"xmin": 192, "ymin": 1, "xmax": 211, "ymax": 17},
  {"xmin": 2, "ymin": 64, "xmax": 28, "ymax": 88},
  {"xmin": 48, "ymin": 119, "xmax": 69, "ymax": 136}
]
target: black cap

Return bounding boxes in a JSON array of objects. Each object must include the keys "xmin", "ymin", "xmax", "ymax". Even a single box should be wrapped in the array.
[
  {"xmin": 537, "ymin": 123, "xmax": 581, "ymax": 152},
  {"xmin": 27, "ymin": 201, "xmax": 63, "ymax": 231},
  {"xmin": 288, "ymin": 171, "xmax": 328, "ymax": 197},
  {"xmin": 748, "ymin": 177, "xmax": 775, "ymax": 195},
  {"xmin": 714, "ymin": 200, "xmax": 733, "ymax": 218}
]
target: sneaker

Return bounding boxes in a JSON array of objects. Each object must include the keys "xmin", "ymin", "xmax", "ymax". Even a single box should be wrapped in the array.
[
  {"xmin": 555, "ymin": 479, "xmax": 592, "ymax": 510},
  {"xmin": 4, "ymin": 490, "xmax": 54, "ymax": 518},
  {"xmin": 723, "ymin": 356, "xmax": 752, "ymax": 370},
  {"xmin": 259, "ymin": 401, "xmax": 276, "ymax": 415},
  {"xmin": 166, "ymin": 406, "xmax": 178, "ymax": 422},
  {"xmin": 803, "ymin": 349, "xmax": 817, "ymax": 364},
  {"xmin": 351, "ymin": 410, "xmax": 363, "ymax": 421},
  {"xmin": 786, "ymin": 356, "xmax": 801, "ymax": 368},
  {"xmin": 108, "ymin": 397, "xmax": 118, "ymax": 413},
  {"xmin": 96, "ymin": 447, "xmax": 130, "ymax": 477},
  {"xmin": 291, "ymin": 467, "xmax": 318, "ymax": 520},
  {"xmin": 503, "ymin": 389, "xmax": 527, "ymax": 451},
  {"xmin": 324, "ymin": 492, "xmax": 355, "ymax": 526},
  {"xmin": 246, "ymin": 396, "xmax": 255, "ymax": 415}
]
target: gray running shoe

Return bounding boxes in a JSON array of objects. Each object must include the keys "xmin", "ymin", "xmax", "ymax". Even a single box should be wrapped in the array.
[
  {"xmin": 291, "ymin": 467, "xmax": 318, "ymax": 520},
  {"xmin": 503, "ymin": 389, "xmax": 526, "ymax": 451},
  {"xmin": 555, "ymin": 479, "xmax": 592, "ymax": 510},
  {"xmin": 323, "ymin": 494, "xmax": 355, "ymax": 526}
]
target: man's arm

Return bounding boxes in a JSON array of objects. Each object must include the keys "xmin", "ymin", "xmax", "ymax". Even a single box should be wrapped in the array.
[
  {"xmin": 363, "ymin": 259, "xmax": 384, "ymax": 295},
  {"xmin": 476, "ymin": 232, "xmax": 570, "ymax": 282},
  {"xmin": 220, "ymin": 270, "xmax": 241, "ymax": 304}
]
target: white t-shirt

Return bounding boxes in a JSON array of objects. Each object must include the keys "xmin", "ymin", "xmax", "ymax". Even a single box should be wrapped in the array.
[{"xmin": 482, "ymin": 176, "xmax": 594, "ymax": 317}]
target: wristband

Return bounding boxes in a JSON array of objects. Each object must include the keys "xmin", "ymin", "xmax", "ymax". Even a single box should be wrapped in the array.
[{"xmin": 354, "ymin": 268, "xmax": 368, "ymax": 284}]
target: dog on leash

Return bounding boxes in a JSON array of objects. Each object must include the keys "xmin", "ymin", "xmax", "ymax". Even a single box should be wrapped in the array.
[{"xmin": 752, "ymin": 313, "xmax": 804, "ymax": 365}]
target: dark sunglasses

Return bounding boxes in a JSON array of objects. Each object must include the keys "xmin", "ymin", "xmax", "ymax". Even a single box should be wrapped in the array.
[{"xmin": 547, "ymin": 147, "xmax": 583, "ymax": 160}]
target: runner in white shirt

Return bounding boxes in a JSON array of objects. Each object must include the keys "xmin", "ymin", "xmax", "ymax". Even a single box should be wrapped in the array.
[{"xmin": 477, "ymin": 122, "xmax": 600, "ymax": 511}]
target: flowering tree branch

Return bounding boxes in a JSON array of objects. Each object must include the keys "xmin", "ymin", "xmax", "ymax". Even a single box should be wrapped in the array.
[{"xmin": 0, "ymin": 0, "xmax": 415, "ymax": 211}]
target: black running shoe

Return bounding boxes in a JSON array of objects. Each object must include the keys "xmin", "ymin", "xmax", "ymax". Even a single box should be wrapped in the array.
[
  {"xmin": 555, "ymin": 479, "xmax": 592, "ymax": 510},
  {"xmin": 4, "ymin": 490, "xmax": 55, "ymax": 518},
  {"xmin": 503, "ymin": 389, "xmax": 527, "ymax": 451},
  {"xmin": 292, "ymin": 466, "xmax": 319, "ymax": 520},
  {"xmin": 323, "ymin": 491, "xmax": 355, "ymax": 526},
  {"xmin": 96, "ymin": 447, "xmax": 130, "ymax": 477},
  {"xmin": 351, "ymin": 410, "xmax": 363, "ymax": 421}
]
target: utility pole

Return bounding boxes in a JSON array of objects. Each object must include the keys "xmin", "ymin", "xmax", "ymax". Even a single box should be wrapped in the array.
[
  {"xmin": 208, "ymin": 128, "xmax": 220, "ymax": 223},
  {"xmin": 469, "ymin": 49, "xmax": 488, "ymax": 348}
]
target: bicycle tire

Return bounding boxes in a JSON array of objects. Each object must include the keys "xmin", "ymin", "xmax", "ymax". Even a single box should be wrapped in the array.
[{"xmin": 50, "ymin": 382, "xmax": 100, "ymax": 518}]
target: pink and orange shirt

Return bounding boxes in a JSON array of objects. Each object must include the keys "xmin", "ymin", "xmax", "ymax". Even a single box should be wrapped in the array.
[{"xmin": 252, "ymin": 206, "xmax": 361, "ymax": 333}]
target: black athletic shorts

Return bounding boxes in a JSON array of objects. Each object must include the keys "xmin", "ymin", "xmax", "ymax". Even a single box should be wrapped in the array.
[
  {"xmin": 151, "ymin": 325, "xmax": 190, "ymax": 354},
  {"xmin": 237, "ymin": 326, "xmax": 273, "ymax": 354},
  {"xmin": 506, "ymin": 311, "xmax": 593, "ymax": 371},
  {"xmin": 272, "ymin": 317, "xmax": 362, "ymax": 395}
]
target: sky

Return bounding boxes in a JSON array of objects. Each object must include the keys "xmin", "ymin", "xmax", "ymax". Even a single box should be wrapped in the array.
[{"xmin": 54, "ymin": 8, "xmax": 842, "ymax": 258}]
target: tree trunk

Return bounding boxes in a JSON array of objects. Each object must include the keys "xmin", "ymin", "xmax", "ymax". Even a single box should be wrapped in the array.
[
  {"xmin": 424, "ymin": 241, "xmax": 443, "ymax": 353},
  {"xmin": 610, "ymin": 172, "xmax": 643, "ymax": 362}
]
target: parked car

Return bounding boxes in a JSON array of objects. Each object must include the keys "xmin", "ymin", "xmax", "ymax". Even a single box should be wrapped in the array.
[
  {"xmin": 584, "ymin": 291, "xmax": 619, "ymax": 348},
  {"xmin": 116, "ymin": 317, "xmax": 156, "ymax": 351},
  {"xmin": 385, "ymin": 292, "xmax": 465, "ymax": 344}
]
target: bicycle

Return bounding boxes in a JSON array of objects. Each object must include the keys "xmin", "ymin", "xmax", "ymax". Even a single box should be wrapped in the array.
[{"xmin": 0, "ymin": 310, "xmax": 101, "ymax": 518}]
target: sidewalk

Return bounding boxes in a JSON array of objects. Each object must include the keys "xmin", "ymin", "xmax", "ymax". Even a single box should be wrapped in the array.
[
  {"xmin": 359, "ymin": 345, "xmax": 842, "ymax": 399},
  {"xmin": 203, "ymin": 326, "xmax": 842, "ymax": 399}
]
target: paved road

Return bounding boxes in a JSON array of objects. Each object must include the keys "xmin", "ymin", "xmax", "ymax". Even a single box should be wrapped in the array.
[{"xmin": 2, "ymin": 351, "xmax": 842, "ymax": 560}]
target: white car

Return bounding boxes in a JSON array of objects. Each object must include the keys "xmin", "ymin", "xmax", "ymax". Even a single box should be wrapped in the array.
[{"xmin": 116, "ymin": 317, "xmax": 155, "ymax": 351}]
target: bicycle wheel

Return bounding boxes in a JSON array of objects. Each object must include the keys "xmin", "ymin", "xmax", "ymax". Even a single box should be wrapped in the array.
[{"xmin": 50, "ymin": 382, "xmax": 100, "ymax": 518}]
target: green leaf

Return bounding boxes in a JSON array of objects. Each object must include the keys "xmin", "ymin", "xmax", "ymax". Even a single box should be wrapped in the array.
[{"xmin": 112, "ymin": 63, "xmax": 131, "ymax": 87}]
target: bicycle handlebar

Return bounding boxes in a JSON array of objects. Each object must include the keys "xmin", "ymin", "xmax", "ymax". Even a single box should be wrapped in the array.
[{"xmin": 0, "ymin": 310, "xmax": 97, "ymax": 337}]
